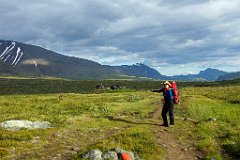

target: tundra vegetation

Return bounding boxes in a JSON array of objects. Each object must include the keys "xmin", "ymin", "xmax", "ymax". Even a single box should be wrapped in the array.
[{"xmin": 0, "ymin": 77, "xmax": 239, "ymax": 160}]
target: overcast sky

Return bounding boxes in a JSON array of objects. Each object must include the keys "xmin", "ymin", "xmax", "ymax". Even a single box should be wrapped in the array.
[{"xmin": 1, "ymin": 0, "xmax": 240, "ymax": 75}]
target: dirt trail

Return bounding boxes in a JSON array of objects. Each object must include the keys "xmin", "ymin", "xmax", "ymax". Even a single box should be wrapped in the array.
[{"xmin": 151, "ymin": 107, "xmax": 203, "ymax": 160}]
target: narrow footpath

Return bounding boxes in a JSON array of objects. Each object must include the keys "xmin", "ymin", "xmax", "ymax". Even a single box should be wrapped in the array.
[{"xmin": 151, "ymin": 107, "xmax": 203, "ymax": 160}]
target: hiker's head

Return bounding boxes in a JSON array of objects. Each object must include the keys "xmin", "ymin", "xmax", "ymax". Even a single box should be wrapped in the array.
[
  {"xmin": 163, "ymin": 83, "xmax": 169, "ymax": 89},
  {"xmin": 162, "ymin": 81, "xmax": 171, "ymax": 89}
]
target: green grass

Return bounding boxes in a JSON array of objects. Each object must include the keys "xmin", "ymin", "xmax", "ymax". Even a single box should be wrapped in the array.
[
  {"xmin": 179, "ymin": 86, "xmax": 240, "ymax": 159},
  {"xmin": 1, "ymin": 78, "xmax": 240, "ymax": 159},
  {"xmin": 75, "ymin": 125, "xmax": 163, "ymax": 160},
  {"xmin": 0, "ymin": 90, "xmax": 164, "ymax": 159}
]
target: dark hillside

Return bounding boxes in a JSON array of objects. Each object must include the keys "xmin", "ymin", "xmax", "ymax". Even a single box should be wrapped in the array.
[
  {"xmin": 0, "ymin": 40, "xmax": 119, "ymax": 79},
  {"xmin": 0, "ymin": 77, "xmax": 239, "ymax": 95},
  {"xmin": 217, "ymin": 72, "xmax": 240, "ymax": 81}
]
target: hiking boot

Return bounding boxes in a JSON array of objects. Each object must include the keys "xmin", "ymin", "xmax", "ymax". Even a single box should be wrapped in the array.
[{"xmin": 159, "ymin": 123, "xmax": 169, "ymax": 127}]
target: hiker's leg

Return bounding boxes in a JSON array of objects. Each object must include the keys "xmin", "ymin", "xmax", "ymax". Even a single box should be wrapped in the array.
[
  {"xmin": 169, "ymin": 101, "xmax": 174, "ymax": 125},
  {"xmin": 161, "ymin": 103, "xmax": 168, "ymax": 126}
]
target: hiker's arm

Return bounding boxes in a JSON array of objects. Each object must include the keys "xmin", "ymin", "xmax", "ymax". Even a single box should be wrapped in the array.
[{"xmin": 152, "ymin": 88, "xmax": 163, "ymax": 93}]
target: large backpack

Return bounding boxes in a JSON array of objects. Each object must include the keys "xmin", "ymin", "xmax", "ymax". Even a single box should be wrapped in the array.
[{"xmin": 170, "ymin": 81, "xmax": 179, "ymax": 105}]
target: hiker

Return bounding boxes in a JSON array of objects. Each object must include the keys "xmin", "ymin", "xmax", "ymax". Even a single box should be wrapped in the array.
[{"xmin": 152, "ymin": 81, "xmax": 174, "ymax": 127}]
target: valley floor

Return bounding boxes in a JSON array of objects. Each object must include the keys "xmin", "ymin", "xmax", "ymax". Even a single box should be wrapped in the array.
[{"xmin": 0, "ymin": 85, "xmax": 239, "ymax": 160}]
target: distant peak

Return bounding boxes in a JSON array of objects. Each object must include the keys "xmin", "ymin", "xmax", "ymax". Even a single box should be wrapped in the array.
[
  {"xmin": 204, "ymin": 68, "xmax": 218, "ymax": 71},
  {"xmin": 121, "ymin": 63, "xmax": 145, "ymax": 67},
  {"xmin": 200, "ymin": 68, "xmax": 225, "ymax": 73}
]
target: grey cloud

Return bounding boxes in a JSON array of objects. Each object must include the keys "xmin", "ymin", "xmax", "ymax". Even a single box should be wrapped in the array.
[
  {"xmin": 161, "ymin": 0, "xmax": 210, "ymax": 7},
  {"xmin": 1, "ymin": 0, "xmax": 240, "ymax": 75}
]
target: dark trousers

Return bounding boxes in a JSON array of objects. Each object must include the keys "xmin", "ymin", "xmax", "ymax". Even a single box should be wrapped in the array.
[{"xmin": 161, "ymin": 101, "xmax": 174, "ymax": 125}]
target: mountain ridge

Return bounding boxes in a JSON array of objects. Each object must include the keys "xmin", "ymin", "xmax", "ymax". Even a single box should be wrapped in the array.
[
  {"xmin": 0, "ymin": 40, "xmax": 120, "ymax": 79},
  {"xmin": 0, "ymin": 40, "xmax": 233, "ymax": 81},
  {"xmin": 111, "ymin": 63, "xmax": 166, "ymax": 79},
  {"xmin": 168, "ymin": 68, "xmax": 227, "ymax": 81},
  {"xmin": 217, "ymin": 72, "xmax": 240, "ymax": 81}
]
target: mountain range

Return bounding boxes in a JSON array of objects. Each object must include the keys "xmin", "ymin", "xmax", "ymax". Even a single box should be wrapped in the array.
[
  {"xmin": 0, "ymin": 40, "xmax": 238, "ymax": 81},
  {"xmin": 168, "ymin": 68, "xmax": 228, "ymax": 81},
  {"xmin": 217, "ymin": 72, "xmax": 240, "ymax": 81}
]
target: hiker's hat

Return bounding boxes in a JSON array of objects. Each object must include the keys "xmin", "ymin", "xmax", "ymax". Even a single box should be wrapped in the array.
[{"xmin": 162, "ymin": 81, "xmax": 171, "ymax": 86}]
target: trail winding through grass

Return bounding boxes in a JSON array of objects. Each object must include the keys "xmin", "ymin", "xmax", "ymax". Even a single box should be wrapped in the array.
[{"xmin": 150, "ymin": 106, "xmax": 203, "ymax": 160}]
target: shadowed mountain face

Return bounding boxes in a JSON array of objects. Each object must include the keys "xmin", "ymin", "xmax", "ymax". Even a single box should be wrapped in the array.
[
  {"xmin": 112, "ymin": 63, "xmax": 165, "ymax": 79},
  {"xmin": 168, "ymin": 68, "xmax": 227, "ymax": 81},
  {"xmin": 217, "ymin": 72, "xmax": 240, "ymax": 81},
  {"xmin": 198, "ymin": 68, "xmax": 227, "ymax": 81},
  {"xmin": 0, "ymin": 40, "xmax": 233, "ymax": 81},
  {"xmin": 0, "ymin": 40, "xmax": 120, "ymax": 79},
  {"xmin": 0, "ymin": 40, "xmax": 165, "ymax": 80}
]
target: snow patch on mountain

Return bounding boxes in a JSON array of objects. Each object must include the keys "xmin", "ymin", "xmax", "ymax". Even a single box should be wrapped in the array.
[
  {"xmin": 12, "ymin": 47, "xmax": 24, "ymax": 65},
  {"xmin": 33, "ymin": 60, "xmax": 38, "ymax": 67},
  {"xmin": 0, "ymin": 42, "xmax": 16, "ymax": 60},
  {"xmin": 0, "ymin": 42, "xmax": 24, "ymax": 66},
  {"xmin": 21, "ymin": 58, "xmax": 49, "ymax": 65}
]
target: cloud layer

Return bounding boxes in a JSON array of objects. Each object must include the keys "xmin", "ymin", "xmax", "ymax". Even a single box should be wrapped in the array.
[{"xmin": 1, "ymin": 0, "xmax": 240, "ymax": 75}]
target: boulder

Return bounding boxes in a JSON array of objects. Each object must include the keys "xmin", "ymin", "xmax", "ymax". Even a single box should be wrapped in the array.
[
  {"xmin": 83, "ymin": 149, "xmax": 102, "ymax": 160},
  {"xmin": 0, "ymin": 120, "xmax": 51, "ymax": 131},
  {"xmin": 101, "ymin": 151, "xmax": 118, "ymax": 160}
]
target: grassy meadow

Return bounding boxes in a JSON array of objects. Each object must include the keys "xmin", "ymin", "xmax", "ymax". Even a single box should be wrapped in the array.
[
  {"xmin": 0, "ymin": 78, "xmax": 239, "ymax": 159},
  {"xmin": 0, "ymin": 90, "xmax": 164, "ymax": 159},
  {"xmin": 179, "ymin": 85, "xmax": 240, "ymax": 159}
]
